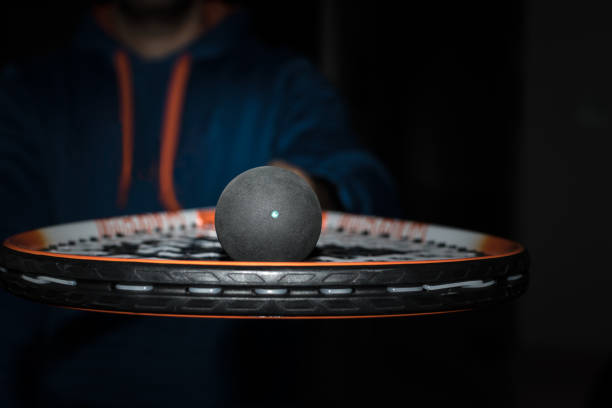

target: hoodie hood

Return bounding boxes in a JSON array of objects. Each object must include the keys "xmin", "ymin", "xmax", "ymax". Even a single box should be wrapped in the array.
[
  {"xmin": 68, "ymin": 6, "xmax": 253, "ymax": 211},
  {"xmin": 72, "ymin": 6, "xmax": 252, "ymax": 61}
]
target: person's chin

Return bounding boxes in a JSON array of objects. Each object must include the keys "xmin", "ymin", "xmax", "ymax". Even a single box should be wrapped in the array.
[{"xmin": 116, "ymin": 0, "xmax": 197, "ymax": 21}]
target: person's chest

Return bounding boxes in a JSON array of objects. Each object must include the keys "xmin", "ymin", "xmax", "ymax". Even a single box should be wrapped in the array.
[{"xmin": 44, "ymin": 56, "xmax": 280, "ymax": 224}]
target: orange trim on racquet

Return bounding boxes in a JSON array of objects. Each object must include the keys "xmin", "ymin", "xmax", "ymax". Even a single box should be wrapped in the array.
[
  {"xmin": 159, "ymin": 54, "xmax": 192, "ymax": 211},
  {"xmin": 6, "ymin": 230, "xmax": 47, "ymax": 251},
  {"xmin": 63, "ymin": 306, "xmax": 469, "ymax": 319},
  {"xmin": 2, "ymin": 239, "xmax": 524, "ymax": 267},
  {"xmin": 196, "ymin": 209, "xmax": 215, "ymax": 227},
  {"xmin": 1, "ymin": 208, "xmax": 525, "ymax": 266},
  {"xmin": 479, "ymin": 235, "xmax": 519, "ymax": 258}
]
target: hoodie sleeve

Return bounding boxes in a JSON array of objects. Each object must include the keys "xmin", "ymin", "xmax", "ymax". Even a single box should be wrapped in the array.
[
  {"xmin": 0, "ymin": 64, "xmax": 54, "ymax": 240},
  {"xmin": 271, "ymin": 58, "xmax": 403, "ymax": 218},
  {"xmin": 0, "ymin": 64, "xmax": 52, "ymax": 408}
]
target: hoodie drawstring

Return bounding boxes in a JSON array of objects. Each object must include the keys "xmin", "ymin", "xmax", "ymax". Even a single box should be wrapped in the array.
[
  {"xmin": 113, "ymin": 51, "xmax": 192, "ymax": 211},
  {"xmin": 114, "ymin": 50, "xmax": 134, "ymax": 208},
  {"xmin": 159, "ymin": 54, "xmax": 192, "ymax": 212}
]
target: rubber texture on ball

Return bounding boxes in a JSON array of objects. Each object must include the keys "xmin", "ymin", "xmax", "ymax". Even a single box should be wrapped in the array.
[{"xmin": 215, "ymin": 166, "xmax": 322, "ymax": 261}]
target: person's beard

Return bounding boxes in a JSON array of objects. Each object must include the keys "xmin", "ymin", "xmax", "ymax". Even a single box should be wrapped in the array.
[{"xmin": 116, "ymin": 0, "xmax": 198, "ymax": 25}]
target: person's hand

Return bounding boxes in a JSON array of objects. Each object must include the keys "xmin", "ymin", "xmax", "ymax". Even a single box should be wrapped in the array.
[{"xmin": 268, "ymin": 160, "xmax": 341, "ymax": 210}]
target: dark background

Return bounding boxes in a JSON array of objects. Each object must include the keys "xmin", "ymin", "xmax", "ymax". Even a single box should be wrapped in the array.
[{"xmin": 1, "ymin": 0, "xmax": 611, "ymax": 406}]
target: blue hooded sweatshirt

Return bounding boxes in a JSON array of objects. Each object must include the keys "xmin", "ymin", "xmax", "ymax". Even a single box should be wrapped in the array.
[{"xmin": 0, "ymin": 8, "xmax": 402, "ymax": 407}]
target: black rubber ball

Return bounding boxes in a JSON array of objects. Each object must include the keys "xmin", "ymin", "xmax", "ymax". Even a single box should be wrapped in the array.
[{"xmin": 215, "ymin": 166, "xmax": 322, "ymax": 261}]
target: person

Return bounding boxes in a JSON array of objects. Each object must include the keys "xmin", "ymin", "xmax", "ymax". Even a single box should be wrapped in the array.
[{"xmin": 0, "ymin": 0, "xmax": 402, "ymax": 406}]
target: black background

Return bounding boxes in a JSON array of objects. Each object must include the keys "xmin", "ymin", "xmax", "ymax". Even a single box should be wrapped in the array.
[{"xmin": 1, "ymin": 0, "xmax": 611, "ymax": 406}]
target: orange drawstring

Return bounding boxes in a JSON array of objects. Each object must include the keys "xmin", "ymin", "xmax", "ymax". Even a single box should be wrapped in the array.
[
  {"xmin": 113, "ymin": 51, "xmax": 134, "ymax": 208},
  {"xmin": 159, "ymin": 54, "xmax": 192, "ymax": 212},
  {"xmin": 113, "ymin": 51, "xmax": 191, "ymax": 211}
]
